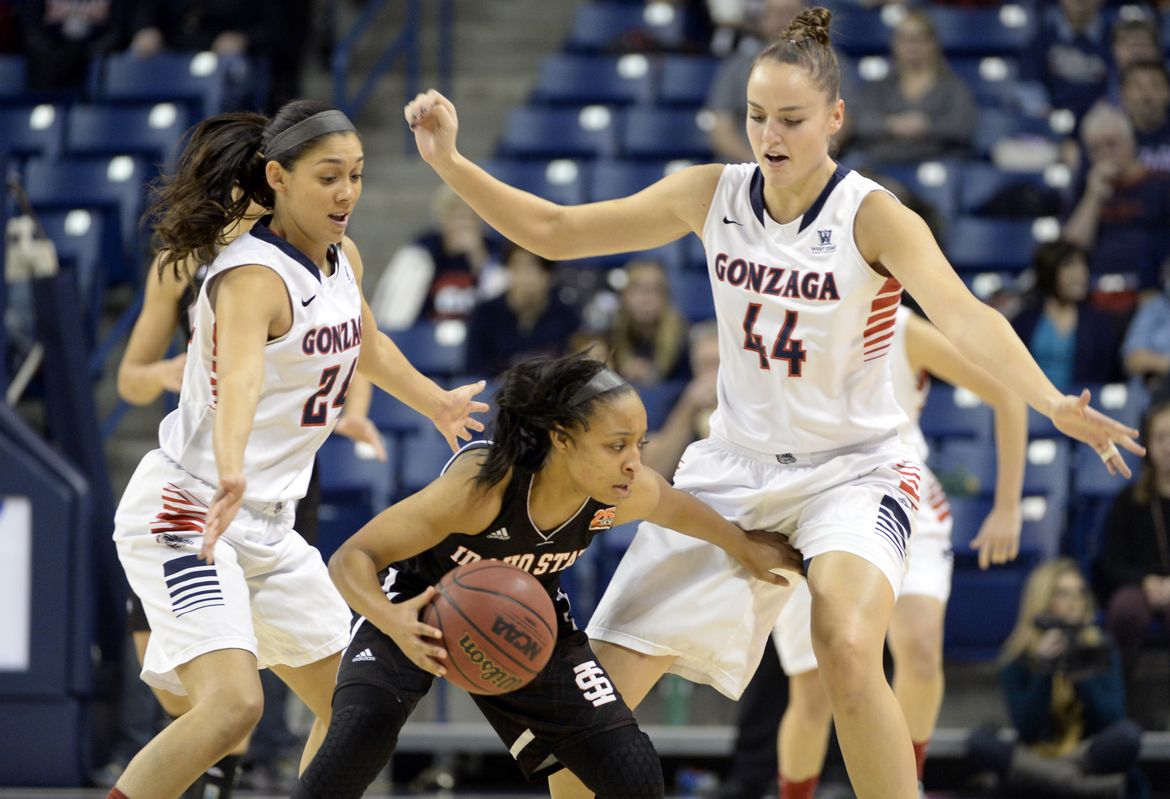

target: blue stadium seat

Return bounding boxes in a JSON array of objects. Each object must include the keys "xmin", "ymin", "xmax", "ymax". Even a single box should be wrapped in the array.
[
  {"xmin": 957, "ymin": 161, "xmax": 1069, "ymax": 218},
  {"xmin": 532, "ymin": 54, "xmax": 654, "ymax": 106},
  {"xmin": 23, "ymin": 155, "xmax": 150, "ymax": 286},
  {"xmin": 368, "ymin": 390, "xmax": 429, "ymax": 436},
  {"xmin": 497, "ymin": 106, "xmax": 619, "ymax": 160},
  {"xmin": 387, "ymin": 321, "xmax": 467, "ymax": 377},
  {"xmin": 315, "ymin": 436, "xmax": 396, "ymax": 561},
  {"xmin": 564, "ymin": 2, "xmax": 688, "ymax": 53},
  {"xmin": 972, "ymin": 107, "xmax": 1055, "ymax": 159},
  {"xmin": 867, "ymin": 160, "xmax": 960, "ymax": 228},
  {"xmin": 1083, "ymin": 381, "xmax": 1150, "ymax": 430},
  {"xmin": 659, "ymin": 56, "xmax": 720, "ymax": 106},
  {"xmin": 635, "ymin": 380, "xmax": 686, "ymax": 431},
  {"xmin": 919, "ymin": 383, "xmax": 993, "ymax": 442},
  {"xmin": 482, "ymin": 159, "xmax": 589, "ymax": 206},
  {"xmin": 94, "ymin": 51, "xmax": 243, "ymax": 118},
  {"xmin": 0, "ymin": 104, "xmax": 63, "ymax": 159},
  {"xmin": 37, "ymin": 209, "xmax": 106, "ymax": 342},
  {"xmin": 620, "ymin": 107, "xmax": 712, "ymax": 161},
  {"xmin": 950, "ymin": 56, "xmax": 1021, "ymax": 108},
  {"xmin": 930, "ymin": 6, "xmax": 1035, "ymax": 56},
  {"xmin": 0, "ymin": 55, "xmax": 27, "ymax": 100},
  {"xmin": 588, "ymin": 159, "xmax": 673, "ymax": 202},
  {"xmin": 671, "ymin": 271, "xmax": 715, "ymax": 321},
  {"xmin": 945, "ymin": 216, "xmax": 1039, "ymax": 274},
  {"xmin": 65, "ymin": 103, "xmax": 189, "ymax": 169},
  {"xmin": 831, "ymin": 7, "xmax": 893, "ymax": 56},
  {"xmin": 399, "ymin": 429, "xmax": 459, "ymax": 496},
  {"xmin": 934, "ymin": 437, "xmax": 1071, "ymax": 505},
  {"xmin": 945, "ymin": 567, "xmax": 1026, "ymax": 660}
]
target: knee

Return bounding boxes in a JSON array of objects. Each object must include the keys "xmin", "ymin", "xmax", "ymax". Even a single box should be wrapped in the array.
[
  {"xmin": 1110, "ymin": 719, "xmax": 1143, "ymax": 764},
  {"xmin": 560, "ymin": 726, "xmax": 664, "ymax": 799},
  {"xmin": 200, "ymin": 686, "xmax": 264, "ymax": 742},
  {"xmin": 811, "ymin": 624, "xmax": 878, "ymax": 687},
  {"xmin": 890, "ymin": 629, "xmax": 942, "ymax": 682}
]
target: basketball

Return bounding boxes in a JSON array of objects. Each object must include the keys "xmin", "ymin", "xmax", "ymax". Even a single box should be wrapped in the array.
[{"xmin": 423, "ymin": 560, "xmax": 557, "ymax": 695}]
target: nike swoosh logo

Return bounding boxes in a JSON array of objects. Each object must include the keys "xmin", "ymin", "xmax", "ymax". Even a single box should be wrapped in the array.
[
  {"xmin": 722, "ymin": 216, "xmax": 743, "ymax": 225},
  {"xmin": 301, "ymin": 296, "xmax": 316, "ymax": 307}
]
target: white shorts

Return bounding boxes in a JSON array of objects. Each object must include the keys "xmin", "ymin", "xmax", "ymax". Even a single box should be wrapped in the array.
[
  {"xmin": 586, "ymin": 433, "xmax": 920, "ymax": 699},
  {"xmin": 774, "ymin": 467, "xmax": 953, "ymax": 677},
  {"xmin": 113, "ymin": 450, "xmax": 351, "ymax": 695}
]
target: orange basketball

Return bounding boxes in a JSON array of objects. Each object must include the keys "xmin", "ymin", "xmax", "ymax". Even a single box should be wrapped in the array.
[{"xmin": 422, "ymin": 560, "xmax": 557, "ymax": 695}]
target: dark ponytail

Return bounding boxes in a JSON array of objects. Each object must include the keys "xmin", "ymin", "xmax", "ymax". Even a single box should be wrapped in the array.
[
  {"xmin": 475, "ymin": 354, "xmax": 635, "ymax": 489},
  {"xmin": 755, "ymin": 6, "xmax": 841, "ymax": 101},
  {"xmin": 147, "ymin": 99, "xmax": 356, "ymax": 280}
]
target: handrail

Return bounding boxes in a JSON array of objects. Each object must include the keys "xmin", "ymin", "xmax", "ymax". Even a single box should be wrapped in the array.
[{"xmin": 331, "ymin": 0, "xmax": 454, "ymax": 151}]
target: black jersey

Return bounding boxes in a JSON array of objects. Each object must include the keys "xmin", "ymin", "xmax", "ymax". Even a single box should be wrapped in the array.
[{"xmin": 384, "ymin": 442, "xmax": 617, "ymax": 618}]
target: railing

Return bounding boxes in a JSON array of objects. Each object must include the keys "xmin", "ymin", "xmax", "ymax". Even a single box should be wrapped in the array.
[{"xmin": 332, "ymin": 0, "xmax": 455, "ymax": 150}]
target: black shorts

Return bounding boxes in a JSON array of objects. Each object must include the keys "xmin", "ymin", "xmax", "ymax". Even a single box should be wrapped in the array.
[
  {"xmin": 127, "ymin": 590, "xmax": 151, "ymax": 633},
  {"xmin": 337, "ymin": 617, "xmax": 638, "ymax": 780},
  {"xmin": 294, "ymin": 457, "xmax": 321, "ymax": 546}
]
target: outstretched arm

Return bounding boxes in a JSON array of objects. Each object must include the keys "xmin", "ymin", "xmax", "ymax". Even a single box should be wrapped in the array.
[
  {"xmin": 614, "ymin": 468, "xmax": 802, "ymax": 585},
  {"xmin": 116, "ymin": 252, "xmax": 190, "ymax": 405},
  {"xmin": 405, "ymin": 89, "xmax": 719, "ymax": 260},
  {"xmin": 857, "ymin": 192, "xmax": 1144, "ymax": 476},
  {"xmin": 903, "ymin": 312, "xmax": 1026, "ymax": 569}
]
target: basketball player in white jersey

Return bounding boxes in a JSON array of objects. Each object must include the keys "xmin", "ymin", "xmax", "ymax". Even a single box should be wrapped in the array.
[
  {"xmin": 404, "ymin": 9, "xmax": 1143, "ymax": 796},
  {"xmin": 772, "ymin": 304, "xmax": 1027, "ymax": 798},
  {"xmin": 109, "ymin": 100, "xmax": 486, "ymax": 799}
]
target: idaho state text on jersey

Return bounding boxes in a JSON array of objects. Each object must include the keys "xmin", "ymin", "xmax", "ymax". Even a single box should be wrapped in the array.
[
  {"xmin": 713, "ymin": 252, "xmax": 840, "ymax": 302},
  {"xmin": 449, "ymin": 546, "xmax": 588, "ymax": 575}
]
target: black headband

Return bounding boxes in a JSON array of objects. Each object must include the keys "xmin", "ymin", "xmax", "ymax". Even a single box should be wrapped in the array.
[
  {"xmin": 265, "ymin": 110, "xmax": 356, "ymax": 161},
  {"xmin": 568, "ymin": 367, "xmax": 629, "ymax": 407}
]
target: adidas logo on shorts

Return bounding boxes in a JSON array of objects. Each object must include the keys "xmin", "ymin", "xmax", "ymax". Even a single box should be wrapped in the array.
[
  {"xmin": 351, "ymin": 648, "xmax": 376, "ymax": 663},
  {"xmin": 486, "ymin": 527, "xmax": 510, "ymax": 541}
]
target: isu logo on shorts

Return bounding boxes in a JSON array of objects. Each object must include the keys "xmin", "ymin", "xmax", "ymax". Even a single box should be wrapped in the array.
[{"xmin": 588, "ymin": 507, "xmax": 616, "ymax": 531}]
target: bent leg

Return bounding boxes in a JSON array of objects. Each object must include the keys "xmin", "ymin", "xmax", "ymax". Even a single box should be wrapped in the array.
[
  {"xmin": 777, "ymin": 669, "xmax": 833, "ymax": 784},
  {"xmin": 271, "ymin": 651, "xmax": 343, "ymax": 772},
  {"xmin": 808, "ymin": 552, "xmax": 917, "ymax": 799},
  {"xmin": 548, "ymin": 642, "xmax": 676, "ymax": 799},
  {"xmin": 556, "ymin": 725, "xmax": 664, "ymax": 798},
  {"xmin": 114, "ymin": 648, "xmax": 264, "ymax": 799}
]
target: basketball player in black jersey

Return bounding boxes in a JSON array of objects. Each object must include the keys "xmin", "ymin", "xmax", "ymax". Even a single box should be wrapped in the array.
[{"xmin": 291, "ymin": 354, "xmax": 803, "ymax": 799}]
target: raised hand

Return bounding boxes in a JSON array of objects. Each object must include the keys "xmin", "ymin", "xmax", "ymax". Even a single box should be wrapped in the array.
[
  {"xmin": 433, "ymin": 380, "xmax": 489, "ymax": 452},
  {"xmin": 1050, "ymin": 389, "xmax": 1144, "ymax": 478},
  {"xmin": 404, "ymin": 89, "xmax": 460, "ymax": 166},
  {"xmin": 201, "ymin": 474, "xmax": 246, "ymax": 563}
]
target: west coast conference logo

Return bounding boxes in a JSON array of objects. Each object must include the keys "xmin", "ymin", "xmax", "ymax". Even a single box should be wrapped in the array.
[{"xmin": 811, "ymin": 228, "xmax": 836, "ymax": 255}]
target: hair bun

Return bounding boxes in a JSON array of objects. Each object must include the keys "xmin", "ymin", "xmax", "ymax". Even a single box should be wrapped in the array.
[{"xmin": 784, "ymin": 6, "xmax": 832, "ymax": 46}]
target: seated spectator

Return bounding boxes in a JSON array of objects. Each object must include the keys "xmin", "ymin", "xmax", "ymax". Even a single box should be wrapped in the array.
[
  {"xmin": 1098, "ymin": 400, "xmax": 1170, "ymax": 694},
  {"xmin": 1063, "ymin": 103, "xmax": 1170, "ymax": 291},
  {"xmin": 464, "ymin": 245, "xmax": 581, "ymax": 379},
  {"xmin": 610, "ymin": 259, "xmax": 690, "ymax": 386},
  {"xmin": 845, "ymin": 9, "xmax": 977, "ymax": 165},
  {"xmin": 127, "ymin": 0, "xmax": 269, "ymax": 58},
  {"xmin": 1121, "ymin": 258, "xmax": 1170, "ymax": 393},
  {"xmin": 1024, "ymin": 0, "xmax": 1111, "ymax": 122},
  {"xmin": 19, "ymin": 0, "xmax": 132, "ymax": 91},
  {"xmin": 1106, "ymin": 15, "xmax": 1162, "ymax": 105},
  {"xmin": 641, "ymin": 320, "xmax": 718, "ymax": 480},
  {"xmin": 1010, "ymin": 240, "xmax": 1124, "ymax": 393},
  {"xmin": 1120, "ymin": 60, "xmax": 1170, "ymax": 174},
  {"xmin": 371, "ymin": 186, "xmax": 504, "ymax": 330},
  {"xmin": 703, "ymin": 0, "xmax": 804, "ymax": 164},
  {"xmin": 967, "ymin": 558, "xmax": 1142, "ymax": 798}
]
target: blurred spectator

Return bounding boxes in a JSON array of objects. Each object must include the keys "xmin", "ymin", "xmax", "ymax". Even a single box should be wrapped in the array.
[
  {"xmin": 1024, "ymin": 0, "xmax": 1111, "ymax": 122},
  {"xmin": 640, "ymin": 321, "xmax": 718, "ymax": 480},
  {"xmin": 18, "ymin": 0, "xmax": 132, "ymax": 91},
  {"xmin": 1063, "ymin": 103, "xmax": 1170, "ymax": 291},
  {"xmin": 610, "ymin": 259, "xmax": 691, "ymax": 386},
  {"xmin": 704, "ymin": 0, "xmax": 805, "ymax": 163},
  {"xmin": 1120, "ymin": 61, "xmax": 1170, "ymax": 174},
  {"xmin": 127, "ymin": 0, "xmax": 269, "ymax": 58},
  {"xmin": 1097, "ymin": 400, "xmax": 1170, "ymax": 699},
  {"xmin": 371, "ymin": 186, "xmax": 505, "ymax": 330},
  {"xmin": 1121, "ymin": 258, "xmax": 1170, "ymax": 393},
  {"xmin": 1106, "ymin": 16, "xmax": 1162, "ymax": 105},
  {"xmin": 845, "ymin": 9, "xmax": 977, "ymax": 165},
  {"xmin": 464, "ymin": 245, "xmax": 581, "ymax": 379},
  {"xmin": 1010, "ymin": 240, "xmax": 1124, "ymax": 393},
  {"xmin": 967, "ymin": 558, "xmax": 1142, "ymax": 798}
]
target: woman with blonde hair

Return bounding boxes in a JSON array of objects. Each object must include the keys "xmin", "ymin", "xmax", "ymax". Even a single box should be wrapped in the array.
[
  {"xmin": 609, "ymin": 259, "xmax": 690, "ymax": 386},
  {"xmin": 968, "ymin": 558, "xmax": 1141, "ymax": 798}
]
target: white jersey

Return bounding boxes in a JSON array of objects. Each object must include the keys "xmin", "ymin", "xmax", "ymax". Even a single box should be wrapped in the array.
[
  {"xmin": 702, "ymin": 164, "xmax": 908, "ymax": 454},
  {"xmin": 890, "ymin": 304, "xmax": 931, "ymax": 461},
  {"xmin": 159, "ymin": 224, "xmax": 363, "ymax": 503}
]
